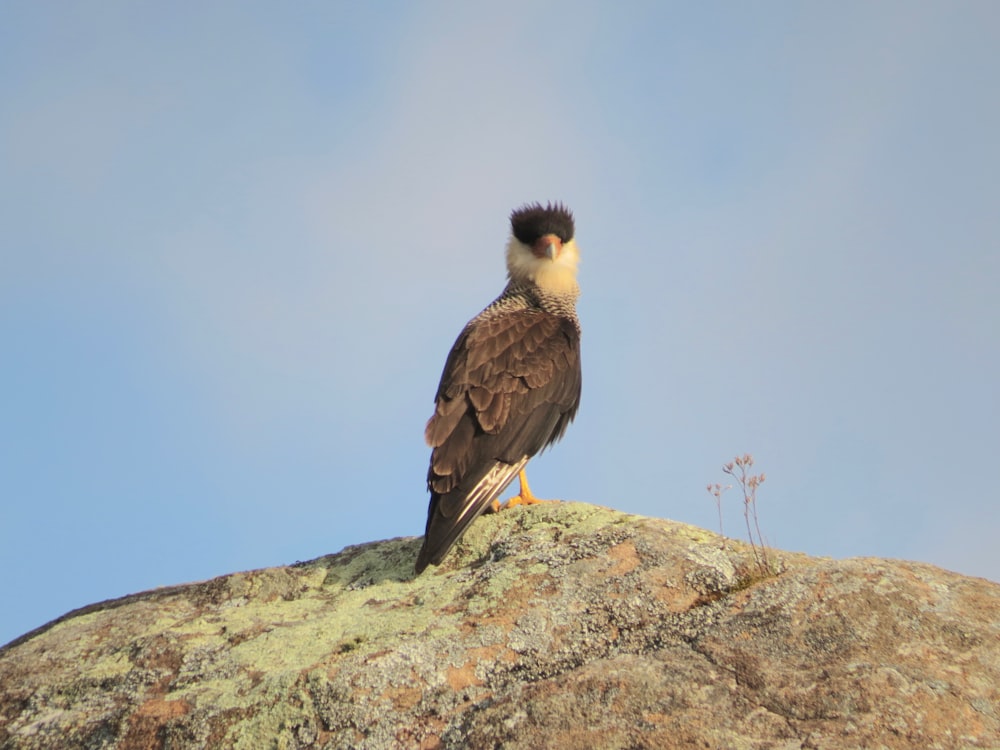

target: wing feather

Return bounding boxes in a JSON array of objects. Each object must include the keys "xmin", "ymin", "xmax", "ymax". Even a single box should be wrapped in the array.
[{"xmin": 416, "ymin": 308, "xmax": 581, "ymax": 572}]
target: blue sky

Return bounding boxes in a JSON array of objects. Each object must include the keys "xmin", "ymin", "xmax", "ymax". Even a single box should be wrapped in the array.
[{"xmin": 2, "ymin": 2, "xmax": 998, "ymax": 646}]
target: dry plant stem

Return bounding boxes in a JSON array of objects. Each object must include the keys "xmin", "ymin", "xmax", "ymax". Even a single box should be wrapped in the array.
[
  {"xmin": 722, "ymin": 454, "xmax": 770, "ymax": 575},
  {"xmin": 706, "ymin": 483, "xmax": 731, "ymax": 550},
  {"xmin": 750, "ymin": 487, "xmax": 767, "ymax": 565}
]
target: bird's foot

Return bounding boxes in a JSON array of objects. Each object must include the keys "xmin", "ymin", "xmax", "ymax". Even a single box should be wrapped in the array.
[
  {"xmin": 491, "ymin": 493, "xmax": 559, "ymax": 512},
  {"xmin": 488, "ymin": 469, "xmax": 559, "ymax": 512}
]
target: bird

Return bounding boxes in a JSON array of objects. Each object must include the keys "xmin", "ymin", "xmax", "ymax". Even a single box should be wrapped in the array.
[{"xmin": 415, "ymin": 202, "xmax": 582, "ymax": 573}]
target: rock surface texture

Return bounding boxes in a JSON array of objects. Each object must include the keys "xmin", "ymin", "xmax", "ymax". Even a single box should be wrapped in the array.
[{"xmin": 1, "ymin": 503, "xmax": 998, "ymax": 749}]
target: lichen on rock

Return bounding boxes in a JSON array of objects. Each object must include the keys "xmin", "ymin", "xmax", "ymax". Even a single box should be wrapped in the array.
[{"xmin": 1, "ymin": 502, "xmax": 998, "ymax": 749}]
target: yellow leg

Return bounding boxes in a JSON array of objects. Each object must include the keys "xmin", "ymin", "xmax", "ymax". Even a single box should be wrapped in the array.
[{"xmin": 490, "ymin": 469, "xmax": 559, "ymax": 512}]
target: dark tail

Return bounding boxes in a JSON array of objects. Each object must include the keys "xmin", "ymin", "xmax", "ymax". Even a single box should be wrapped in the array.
[{"xmin": 415, "ymin": 459, "xmax": 526, "ymax": 573}]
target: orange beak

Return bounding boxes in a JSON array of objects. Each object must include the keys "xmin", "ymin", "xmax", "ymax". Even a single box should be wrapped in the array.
[{"xmin": 532, "ymin": 234, "xmax": 562, "ymax": 260}]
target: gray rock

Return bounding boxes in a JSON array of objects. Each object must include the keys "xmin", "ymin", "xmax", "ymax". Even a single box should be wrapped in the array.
[{"xmin": 1, "ymin": 502, "xmax": 997, "ymax": 749}]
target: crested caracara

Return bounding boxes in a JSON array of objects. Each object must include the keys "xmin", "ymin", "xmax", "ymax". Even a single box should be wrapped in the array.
[{"xmin": 415, "ymin": 202, "xmax": 582, "ymax": 573}]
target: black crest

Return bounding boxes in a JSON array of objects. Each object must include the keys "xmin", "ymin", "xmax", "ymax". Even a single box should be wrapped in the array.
[{"xmin": 510, "ymin": 202, "xmax": 575, "ymax": 245}]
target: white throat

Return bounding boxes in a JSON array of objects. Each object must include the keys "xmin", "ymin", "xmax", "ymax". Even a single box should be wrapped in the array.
[{"xmin": 505, "ymin": 236, "xmax": 580, "ymax": 295}]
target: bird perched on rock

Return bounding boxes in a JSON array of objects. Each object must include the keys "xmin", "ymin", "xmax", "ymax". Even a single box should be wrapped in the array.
[{"xmin": 415, "ymin": 203, "xmax": 582, "ymax": 573}]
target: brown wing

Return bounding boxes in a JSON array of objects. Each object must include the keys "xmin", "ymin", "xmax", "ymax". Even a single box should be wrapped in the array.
[{"xmin": 415, "ymin": 309, "xmax": 581, "ymax": 572}]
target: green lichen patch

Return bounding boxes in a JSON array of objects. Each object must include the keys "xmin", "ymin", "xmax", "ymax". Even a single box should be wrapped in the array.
[{"xmin": 5, "ymin": 502, "xmax": 994, "ymax": 750}]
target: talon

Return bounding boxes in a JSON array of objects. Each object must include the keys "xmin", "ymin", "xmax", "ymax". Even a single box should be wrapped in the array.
[{"xmin": 495, "ymin": 469, "xmax": 561, "ymax": 510}]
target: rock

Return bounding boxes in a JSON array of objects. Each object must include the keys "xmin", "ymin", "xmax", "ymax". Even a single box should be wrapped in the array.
[{"xmin": 1, "ymin": 502, "xmax": 998, "ymax": 749}]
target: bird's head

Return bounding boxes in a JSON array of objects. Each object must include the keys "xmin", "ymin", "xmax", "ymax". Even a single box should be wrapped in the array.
[{"xmin": 505, "ymin": 202, "xmax": 580, "ymax": 294}]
